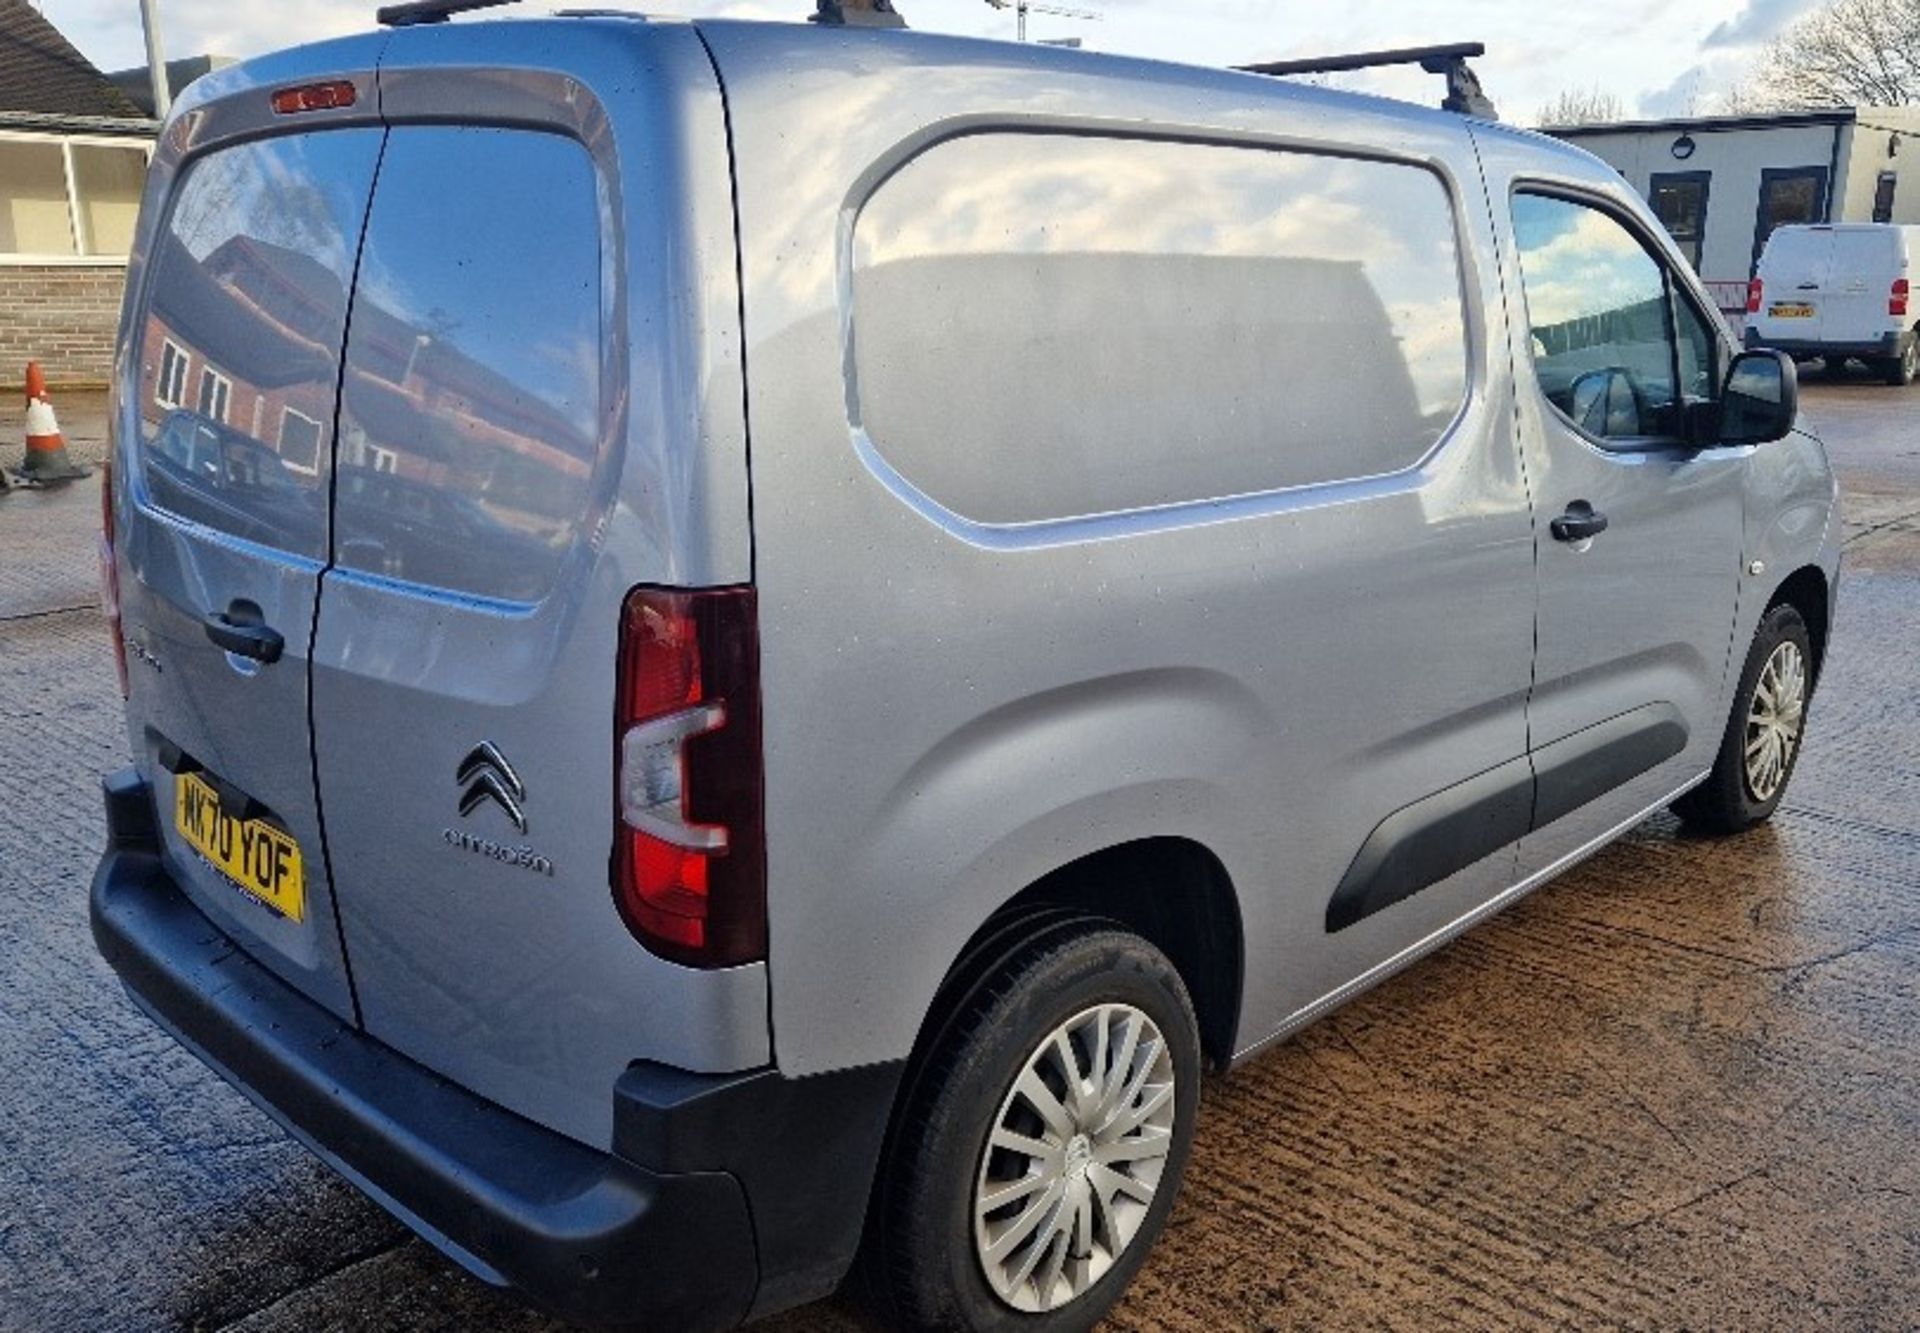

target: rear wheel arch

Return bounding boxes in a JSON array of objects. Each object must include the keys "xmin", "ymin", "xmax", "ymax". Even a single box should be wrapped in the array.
[{"xmin": 920, "ymin": 838, "xmax": 1244, "ymax": 1075}]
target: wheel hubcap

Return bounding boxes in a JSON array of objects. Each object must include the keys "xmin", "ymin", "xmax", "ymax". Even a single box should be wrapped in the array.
[
  {"xmin": 1745, "ymin": 640, "xmax": 1807, "ymax": 804},
  {"xmin": 973, "ymin": 1003, "xmax": 1177, "ymax": 1314}
]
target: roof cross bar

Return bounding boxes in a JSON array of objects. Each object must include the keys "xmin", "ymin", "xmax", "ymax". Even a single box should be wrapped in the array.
[
  {"xmin": 377, "ymin": 0, "xmax": 519, "ymax": 28},
  {"xmin": 1237, "ymin": 42, "xmax": 1499, "ymax": 121}
]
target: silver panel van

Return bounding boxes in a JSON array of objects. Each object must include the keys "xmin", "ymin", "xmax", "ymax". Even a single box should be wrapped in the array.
[{"xmin": 90, "ymin": 9, "xmax": 1840, "ymax": 1329}]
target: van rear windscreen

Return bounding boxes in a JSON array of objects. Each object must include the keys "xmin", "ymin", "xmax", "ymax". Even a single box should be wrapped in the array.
[{"xmin": 134, "ymin": 131, "xmax": 383, "ymax": 558}]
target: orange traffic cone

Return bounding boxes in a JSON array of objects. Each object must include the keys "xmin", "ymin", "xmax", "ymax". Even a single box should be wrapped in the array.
[{"xmin": 15, "ymin": 362, "xmax": 90, "ymax": 484}]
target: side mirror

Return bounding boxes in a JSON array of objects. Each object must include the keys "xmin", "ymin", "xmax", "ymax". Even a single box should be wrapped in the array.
[{"xmin": 1720, "ymin": 349, "xmax": 1799, "ymax": 445}]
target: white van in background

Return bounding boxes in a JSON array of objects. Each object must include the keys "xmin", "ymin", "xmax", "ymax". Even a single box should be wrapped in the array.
[{"xmin": 1746, "ymin": 223, "xmax": 1920, "ymax": 385}]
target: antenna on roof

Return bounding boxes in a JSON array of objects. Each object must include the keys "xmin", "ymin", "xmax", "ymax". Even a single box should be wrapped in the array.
[
  {"xmin": 810, "ymin": 0, "xmax": 908, "ymax": 27},
  {"xmin": 1238, "ymin": 42, "xmax": 1499, "ymax": 121},
  {"xmin": 376, "ymin": 0, "xmax": 517, "ymax": 28}
]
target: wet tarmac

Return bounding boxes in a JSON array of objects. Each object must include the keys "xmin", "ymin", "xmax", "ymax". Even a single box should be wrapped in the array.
[{"xmin": 1, "ymin": 381, "xmax": 1915, "ymax": 1330}]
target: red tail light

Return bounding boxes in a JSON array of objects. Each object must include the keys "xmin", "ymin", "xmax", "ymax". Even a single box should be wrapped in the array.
[
  {"xmin": 98, "ymin": 454, "xmax": 128, "ymax": 698},
  {"xmin": 615, "ymin": 586, "xmax": 765, "ymax": 968},
  {"xmin": 1747, "ymin": 279, "xmax": 1764, "ymax": 314},
  {"xmin": 1893, "ymin": 278, "xmax": 1911, "ymax": 318},
  {"xmin": 271, "ymin": 81, "xmax": 357, "ymax": 115}
]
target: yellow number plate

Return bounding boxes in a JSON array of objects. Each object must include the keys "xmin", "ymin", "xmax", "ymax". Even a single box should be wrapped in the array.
[
  {"xmin": 174, "ymin": 771, "xmax": 306, "ymax": 922},
  {"xmin": 1769, "ymin": 302, "xmax": 1815, "ymax": 318}
]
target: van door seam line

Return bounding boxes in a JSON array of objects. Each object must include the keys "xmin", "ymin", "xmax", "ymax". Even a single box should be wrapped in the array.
[{"xmin": 305, "ymin": 45, "xmax": 394, "ymax": 1030}]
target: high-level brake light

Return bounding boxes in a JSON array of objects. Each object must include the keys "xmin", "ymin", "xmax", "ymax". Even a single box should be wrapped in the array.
[{"xmin": 271, "ymin": 82, "xmax": 357, "ymax": 115}]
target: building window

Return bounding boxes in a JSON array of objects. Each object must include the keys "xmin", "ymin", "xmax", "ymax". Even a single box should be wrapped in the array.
[
  {"xmin": 370, "ymin": 446, "xmax": 400, "ymax": 475},
  {"xmin": 1752, "ymin": 166, "xmax": 1830, "ymax": 273},
  {"xmin": 197, "ymin": 367, "xmax": 231, "ymax": 424},
  {"xmin": 0, "ymin": 134, "xmax": 149, "ymax": 261},
  {"xmin": 279, "ymin": 408, "xmax": 324, "ymax": 474},
  {"xmin": 156, "ymin": 339, "xmax": 189, "ymax": 408},
  {"xmin": 1874, "ymin": 171, "xmax": 1898, "ymax": 224},
  {"xmin": 1650, "ymin": 171, "xmax": 1711, "ymax": 272}
]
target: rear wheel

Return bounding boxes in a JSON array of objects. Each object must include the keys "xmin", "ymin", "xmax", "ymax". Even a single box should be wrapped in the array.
[
  {"xmin": 1883, "ymin": 338, "xmax": 1919, "ymax": 386},
  {"xmin": 865, "ymin": 918, "xmax": 1201, "ymax": 1331},
  {"xmin": 1672, "ymin": 603, "xmax": 1814, "ymax": 834}
]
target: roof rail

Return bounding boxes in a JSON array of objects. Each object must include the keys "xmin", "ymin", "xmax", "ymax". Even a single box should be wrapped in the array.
[
  {"xmin": 810, "ymin": 0, "xmax": 909, "ymax": 27},
  {"xmin": 377, "ymin": 0, "xmax": 518, "ymax": 28},
  {"xmin": 1238, "ymin": 42, "xmax": 1498, "ymax": 121}
]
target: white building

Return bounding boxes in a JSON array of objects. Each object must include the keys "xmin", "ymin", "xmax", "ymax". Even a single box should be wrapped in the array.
[
  {"xmin": 1548, "ymin": 107, "xmax": 1920, "ymax": 321},
  {"xmin": 0, "ymin": 0, "xmax": 156, "ymax": 385}
]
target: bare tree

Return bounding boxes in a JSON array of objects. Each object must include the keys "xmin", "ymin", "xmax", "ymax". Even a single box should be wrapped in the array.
[
  {"xmin": 1711, "ymin": 83, "xmax": 1786, "ymax": 115},
  {"xmin": 1536, "ymin": 86, "xmax": 1626, "ymax": 127},
  {"xmin": 1752, "ymin": 0, "xmax": 1920, "ymax": 107}
]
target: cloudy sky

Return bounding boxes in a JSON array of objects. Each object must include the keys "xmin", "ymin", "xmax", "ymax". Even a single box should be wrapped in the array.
[{"xmin": 40, "ymin": 0, "xmax": 1825, "ymax": 124}]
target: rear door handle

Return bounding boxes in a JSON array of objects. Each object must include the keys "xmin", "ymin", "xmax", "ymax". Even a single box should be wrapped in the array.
[
  {"xmin": 204, "ymin": 599, "xmax": 284, "ymax": 664},
  {"xmin": 1551, "ymin": 502, "xmax": 1610, "ymax": 544}
]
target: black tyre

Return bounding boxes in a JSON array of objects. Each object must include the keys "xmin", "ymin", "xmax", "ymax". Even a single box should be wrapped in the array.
[
  {"xmin": 1672, "ymin": 602, "xmax": 1815, "ymax": 835},
  {"xmin": 1884, "ymin": 338, "xmax": 1919, "ymax": 386},
  {"xmin": 864, "ymin": 916, "xmax": 1201, "ymax": 1332}
]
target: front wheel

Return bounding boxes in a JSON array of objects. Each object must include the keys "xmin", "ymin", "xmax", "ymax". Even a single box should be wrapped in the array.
[
  {"xmin": 1672, "ymin": 602, "xmax": 1815, "ymax": 834},
  {"xmin": 864, "ymin": 918, "xmax": 1201, "ymax": 1331}
]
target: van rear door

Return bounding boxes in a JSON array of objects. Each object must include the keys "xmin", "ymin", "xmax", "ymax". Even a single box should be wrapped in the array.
[
  {"xmin": 115, "ymin": 102, "xmax": 383, "ymax": 1020},
  {"xmin": 309, "ymin": 26, "xmax": 766, "ymax": 1149},
  {"xmin": 1821, "ymin": 227, "xmax": 1900, "ymax": 344},
  {"xmin": 1754, "ymin": 225, "xmax": 1832, "ymax": 342}
]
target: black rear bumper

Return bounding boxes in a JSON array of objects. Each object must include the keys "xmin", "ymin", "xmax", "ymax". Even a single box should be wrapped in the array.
[{"xmin": 90, "ymin": 769, "xmax": 901, "ymax": 1329}]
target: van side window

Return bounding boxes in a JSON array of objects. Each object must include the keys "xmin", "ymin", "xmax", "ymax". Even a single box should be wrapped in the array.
[
  {"xmin": 333, "ymin": 127, "xmax": 603, "ymax": 604},
  {"xmin": 850, "ymin": 134, "xmax": 1470, "ymax": 526},
  {"xmin": 1511, "ymin": 192, "xmax": 1683, "ymax": 444},
  {"xmin": 134, "ymin": 132, "xmax": 384, "ymax": 558}
]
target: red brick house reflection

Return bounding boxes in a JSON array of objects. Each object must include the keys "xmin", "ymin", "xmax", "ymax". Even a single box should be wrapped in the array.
[{"xmin": 138, "ymin": 233, "xmax": 592, "ymax": 541}]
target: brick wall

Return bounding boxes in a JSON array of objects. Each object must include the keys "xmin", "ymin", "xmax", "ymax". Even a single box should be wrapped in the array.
[{"xmin": 0, "ymin": 265, "xmax": 129, "ymax": 389}]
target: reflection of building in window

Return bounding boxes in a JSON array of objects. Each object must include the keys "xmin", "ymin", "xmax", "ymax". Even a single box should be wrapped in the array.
[
  {"xmin": 156, "ymin": 340, "xmax": 189, "ymax": 407},
  {"xmin": 370, "ymin": 447, "xmax": 400, "ymax": 475},
  {"xmin": 197, "ymin": 367, "xmax": 231, "ymax": 424},
  {"xmin": 279, "ymin": 407, "xmax": 323, "ymax": 474}
]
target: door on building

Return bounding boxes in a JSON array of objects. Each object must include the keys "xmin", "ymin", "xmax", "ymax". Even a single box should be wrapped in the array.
[
  {"xmin": 1752, "ymin": 166, "xmax": 1830, "ymax": 273},
  {"xmin": 1651, "ymin": 170, "xmax": 1712, "ymax": 270}
]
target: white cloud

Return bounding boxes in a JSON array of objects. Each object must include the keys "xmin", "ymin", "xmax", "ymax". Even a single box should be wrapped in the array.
[{"xmin": 1704, "ymin": 0, "xmax": 1823, "ymax": 48}]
